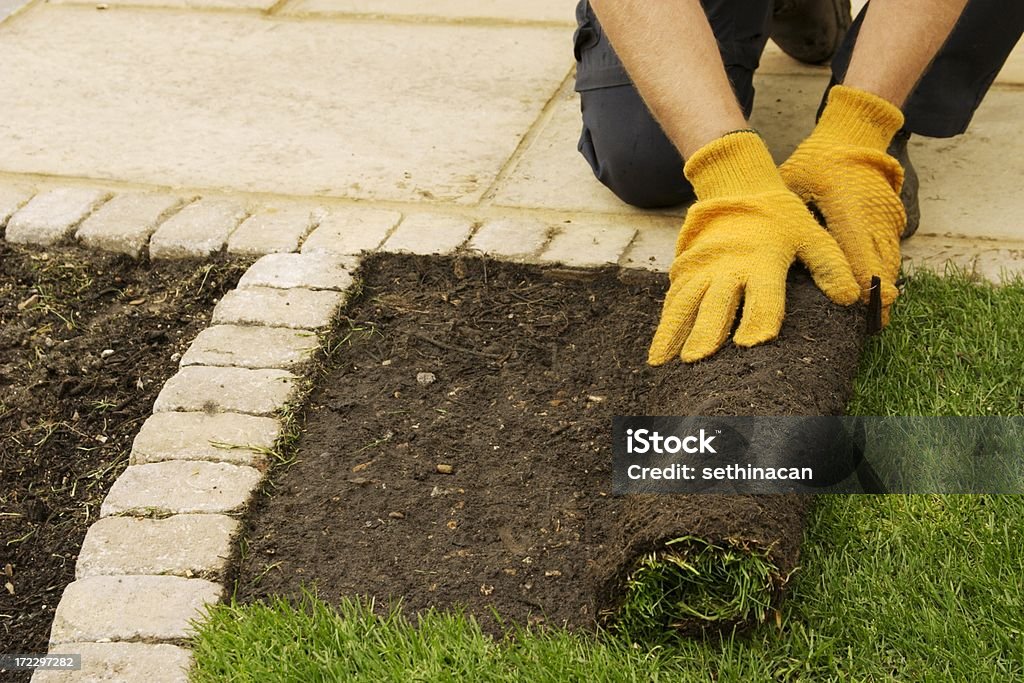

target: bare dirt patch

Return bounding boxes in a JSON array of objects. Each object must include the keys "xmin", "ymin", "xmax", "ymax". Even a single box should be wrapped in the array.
[
  {"xmin": 1, "ymin": 243, "xmax": 245, "ymax": 672},
  {"xmin": 234, "ymin": 253, "xmax": 863, "ymax": 634}
]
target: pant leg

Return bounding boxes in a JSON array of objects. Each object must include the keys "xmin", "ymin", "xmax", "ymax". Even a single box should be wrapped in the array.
[
  {"xmin": 829, "ymin": 0, "xmax": 1024, "ymax": 138},
  {"xmin": 574, "ymin": 0, "xmax": 775, "ymax": 208}
]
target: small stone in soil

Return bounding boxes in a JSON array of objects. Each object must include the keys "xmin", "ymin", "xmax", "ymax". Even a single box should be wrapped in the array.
[
  {"xmin": 436, "ymin": 464, "xmax": 454, "ymax": 474},
  {"xmin": 417, "ymin": 371, "xmax": 436, "ymax": 385},
  {"xmin": 388, "ymin": 511, "xmax": 405, "ymax": 519}
]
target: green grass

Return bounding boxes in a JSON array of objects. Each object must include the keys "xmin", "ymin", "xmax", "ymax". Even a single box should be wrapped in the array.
[
  {"xmin": 849, "ymin": 269, "xmax": 1024, "ymax": 416},
  {"xmin": 613, "ymin": 537, "xmax": 780, "ymax": 641},
  {"xmin": 190, "ymin": 270, "xmax": 1024, "ymax": 682}
]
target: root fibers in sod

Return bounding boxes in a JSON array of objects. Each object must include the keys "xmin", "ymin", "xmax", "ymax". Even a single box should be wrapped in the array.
[{"xmin": 235, "ymin": 254, "xmax": 864, "ymax": 636}]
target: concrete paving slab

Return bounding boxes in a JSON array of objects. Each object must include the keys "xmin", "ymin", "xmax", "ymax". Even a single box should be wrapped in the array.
[
  {"xmin": 488, "ymin": 89, "xmax": 680, "ymax": 216},
  {"xmin": 0, "ymin": 0, "xmax": 31, "ymax": 21},
  {"xmin": 53, "ymin": 0, "xmax": 274, "ymax": 9},
  {"xmin": 280, "ymin": 0, "xmax": 576, "ymax": 24},
  {"xmin": 0, "ymin": 6, "xmax": 570, "ymax": 203},
  {"xmin": 908, "ymin": 89, "xmax": 1024, "ymax": 241}
]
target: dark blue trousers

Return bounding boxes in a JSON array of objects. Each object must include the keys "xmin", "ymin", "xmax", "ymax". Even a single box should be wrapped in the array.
[{"xmin": 574, "ymin": 0, "xmax": 1023, "ymax": 207}]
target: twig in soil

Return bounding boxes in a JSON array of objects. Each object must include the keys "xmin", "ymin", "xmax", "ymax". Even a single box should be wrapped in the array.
[{"xmin": 411, "ymin": 332, "xmax": 505, "ymax": 360}]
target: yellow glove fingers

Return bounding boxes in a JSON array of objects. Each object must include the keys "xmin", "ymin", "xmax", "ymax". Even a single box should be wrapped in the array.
[
  {"xmin": 793, "ymin": 231, "xmax": 860, "ymax": 306},
  {"xmin": 647, "ymin": 277, "xmax": 710, "ymax": 367},
  {"xmin": 733, "ymin": 274, "xmax": 786, "ymax": 348},
  {"xmin": 680, "ymin": 280, "xmax": 744, "ymax": 363}
]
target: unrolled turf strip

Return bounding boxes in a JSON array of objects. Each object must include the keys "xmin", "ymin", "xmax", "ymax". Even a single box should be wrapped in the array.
[{"xmin": 592, "ymin": 270, "xmax": 867, "ymax": 637}]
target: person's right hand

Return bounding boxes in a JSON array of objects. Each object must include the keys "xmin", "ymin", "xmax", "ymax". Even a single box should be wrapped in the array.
[{"xmin": 648, "ymin": 131, "xmax": 860, "ymax": 365}]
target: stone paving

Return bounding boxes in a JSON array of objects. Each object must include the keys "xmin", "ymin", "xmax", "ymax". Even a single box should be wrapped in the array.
[{"xmin": 1, "ymin": 0, "xmax": 1021, "ymax": 680}]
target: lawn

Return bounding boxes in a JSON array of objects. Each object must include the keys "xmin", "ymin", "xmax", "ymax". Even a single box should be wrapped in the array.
[{"xmin": 190, "ymin": 270, "xmax": 1024, "ymax": 682}]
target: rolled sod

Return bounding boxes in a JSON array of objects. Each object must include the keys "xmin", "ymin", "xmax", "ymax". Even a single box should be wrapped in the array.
[{"xmin": 594, "ymin": 270, "xmax": 867, "ymax": 639}]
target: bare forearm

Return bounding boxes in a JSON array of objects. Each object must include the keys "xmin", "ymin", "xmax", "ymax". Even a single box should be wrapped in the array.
[
  {"xmin": 844, "ymin": 0, "xmax": 968, "ymax": 107},
  {"xmin": 589, "ymin": 0, "xmax": 746, "ymax": 159}
]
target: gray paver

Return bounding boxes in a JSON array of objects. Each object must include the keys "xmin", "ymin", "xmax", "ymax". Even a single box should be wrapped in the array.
[
  {"xmin": 212, "ymin": 286, "xmax": 345, "ymax": 330},
  {"xmin": 153, "ymin": 366, "xmax": 296, "ymax": 416},
  {"xmin": 5, "ymin": 188, "xmax": 109, "ymax": 246},
  {"xmin": 227, "ymin": 206, "xmax": 320, "ymax": 256},
  {"xmin": 149, "ymin": 197, "xmax": 248, "ymax": 259},
  {"xmin": 30, "ymin": 642, "xmax": 192, "ymax": 683},
  {"xmin": 382, "ymin": 213, "xmax": 476, "ymax": 255},
  {"xmin": 101, "ymin": 461, "xmax": 263, "ymax": 517},
  {"xmin": 238, "ymin": 253, "xmax": 356, "ymax": 291},
  {"xmin": 467, "ymin": 217, "xmax": 551, "ymax": 259},
  {"xmin": 300, "ymin": 208, "xmax": 402, "ymax": 255},
  {"xmin": 130, "ymin": 411, "xmax": 280, "ymax": 467},
  {"xmin": 76, "ymin": 192, "xmax": 185, "ymax": 257},
  {"xmin": 180, "ymin": 324, "xmax": 319, "ymax": 370},
  {"xmin": 48, "ymin": 576, "xmax": 222, "ymax": 645},
  {"xmin": 539, "ymin": 220, "xmax": 637, "ymax": 267},
  {"xmin": 0, "ymin": 184, "xmax": 34, "ymax": 228},
  {"xmin": 76, "ymin": 514, "xmax": 238, "ymax": 579}
]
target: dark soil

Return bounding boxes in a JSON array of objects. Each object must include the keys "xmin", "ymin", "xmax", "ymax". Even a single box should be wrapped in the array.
[
  {"xmin": 234, "ymin": 253, "xmax": 865, "ymax": 634},
  {"xmin": 0, "ymin": 243, "xmax": 245, "ymax": 670}
]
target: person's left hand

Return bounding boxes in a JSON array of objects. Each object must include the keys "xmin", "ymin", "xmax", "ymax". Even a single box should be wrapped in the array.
[{"xmin": 780, "ymin": 85, "xmax": 907, "ymax": 324}]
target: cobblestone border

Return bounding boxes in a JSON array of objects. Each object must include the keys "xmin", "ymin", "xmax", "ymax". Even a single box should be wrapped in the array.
[
  {"xmin": 3, "ymin": 183, "xmax": 666, "ymax": 683},
  {"xmin": 6, "ymin": 181, "xmax": 1024, "ymax": 681}
]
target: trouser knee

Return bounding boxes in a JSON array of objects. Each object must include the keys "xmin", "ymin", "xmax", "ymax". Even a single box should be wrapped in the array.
[{"xmin": 577, "ymin": 86, "xmax": 693, "ymax": 209}]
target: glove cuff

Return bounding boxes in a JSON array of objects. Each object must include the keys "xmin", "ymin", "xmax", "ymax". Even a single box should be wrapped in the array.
[
  {"xmin": 683, "ymin": 130, "xmax": 786, "ymax": 200},
  {"xmin": 815, "ymin": 85, "xmax": 905, "ymax": 151}
]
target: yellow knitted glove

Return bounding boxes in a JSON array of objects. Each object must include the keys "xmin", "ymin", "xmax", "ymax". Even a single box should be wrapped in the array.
[
  {"xmin": 648, "ymin": 131, "xmax": 860, "ymax": 365},
  {"xmin": 780, "ymin": 85, "xmax": 906, "ymax": 324}
]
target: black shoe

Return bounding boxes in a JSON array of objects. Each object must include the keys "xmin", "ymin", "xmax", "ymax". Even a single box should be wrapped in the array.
[
  {"xmin": 887, "ymin": 129, "xmax": 921, "ymax": 239},
  {"xmin": 770, "ymin": 0, "xmax": 852, "ymax": 65}
]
